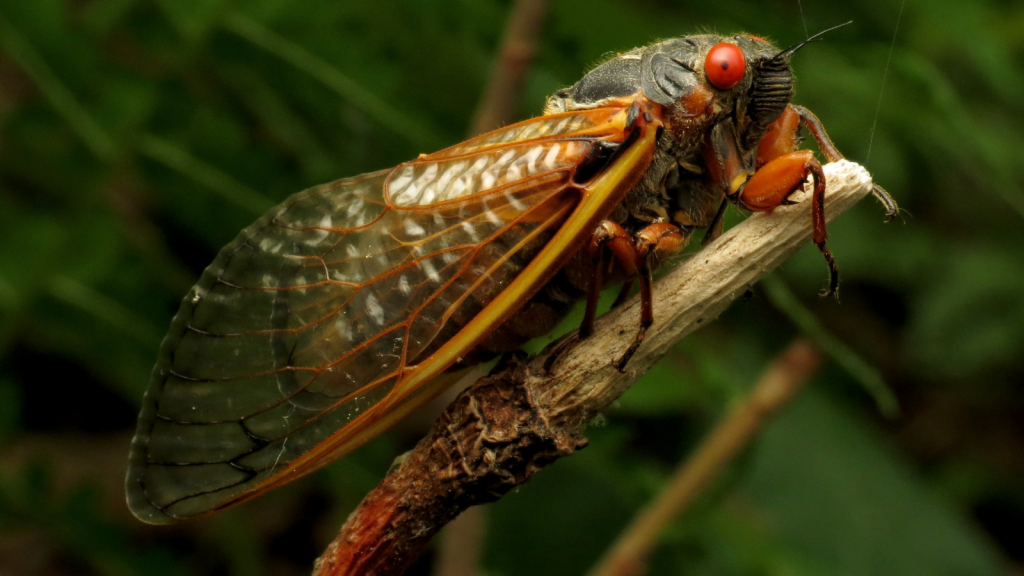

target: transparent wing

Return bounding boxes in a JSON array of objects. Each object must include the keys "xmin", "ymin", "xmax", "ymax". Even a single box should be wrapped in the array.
[{"xmin": 127, "ymin": 103, "xmax": 654, "ymax": 523}]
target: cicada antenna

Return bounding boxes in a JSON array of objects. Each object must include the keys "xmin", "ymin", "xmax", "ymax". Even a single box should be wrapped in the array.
[{"xmin": 773, "ymin": 20, "xmax": 854, "ymax": 60}]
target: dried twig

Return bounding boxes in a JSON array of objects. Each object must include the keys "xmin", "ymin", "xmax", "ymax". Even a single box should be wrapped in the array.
[
  {"xmin": 586, "ymin": 338, "xmax": 823, "ymax": 576},
  {"xmin": 467, "ymin": 0, "xmax": 549, "ymax": 135},
  {"xmin": 311, "ymin": 161, "xmax": 876, "ymax": 576}
]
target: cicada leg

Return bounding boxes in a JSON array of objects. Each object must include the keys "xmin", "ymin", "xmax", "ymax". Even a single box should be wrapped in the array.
[
  {"xmin": 612, "ymin": 222, "xmax": 686, "ymax": 372},
  {"xmin": 704, "ymin": 107, "xmax": 835, "ymax": 297},
  {"xmin": 581, "ymin": 221, "xmax": 637, "ymax": 339},
  {"xmin": 789, "ymin": 105, "xmax": 899, "ymax": 221},
  {"xmin": 743, "ymin": 105, "xmax": 843, "ymax": 296},
  {"xmin": 700, "ymin": 198, "xmax": 729, "ymax": 247},
  {"xmin": 542, "ymin": 220, "xmax": 633, "ymax": 373},
  {"xmin": 738, "ymin": 148, "xmax": 837, "ymax": 297},
  {"xmin": 703, "ymin": 113, "xmax": 836, "ymax": 297},
  {"xmin": 543, "ymin": 220, "xmax": 686, "ymax": 374}
]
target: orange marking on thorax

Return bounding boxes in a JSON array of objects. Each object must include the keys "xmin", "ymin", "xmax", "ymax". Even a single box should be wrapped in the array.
[{"xmin": 679, "ymin": 84, "xmax": 715, "ymax": 117}]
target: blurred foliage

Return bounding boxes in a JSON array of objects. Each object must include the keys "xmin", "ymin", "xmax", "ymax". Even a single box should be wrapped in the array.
[{"xmin": 0, "ymin": 0, "xmax": 1022, "ymax": 575}]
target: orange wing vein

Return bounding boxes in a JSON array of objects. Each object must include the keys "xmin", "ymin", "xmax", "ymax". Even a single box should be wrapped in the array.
[{"xmin": 126, "ymin": 100, "xmax": 661, "ymax": 523}]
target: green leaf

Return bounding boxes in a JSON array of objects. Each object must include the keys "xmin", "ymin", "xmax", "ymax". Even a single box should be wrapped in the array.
[
  {"xmin": 762, "ymin": 275, "xmax": 899, "ymax": 418},
  {"xmin": 222, "ymin": 12, "xmax": 442, "ymax": 149},
  {"xmin": 740, "ymin": 388, "xmax": 1007, "ymax": 576},
  {"xmin": 906, "ymin": 245, "xmax": 1024, "ymax": 377},
  {"xmin": 0, "ymin": 378, "xmax": 20, "ymax": 438},
  {"xmin": 0, "ymin": 10, "xmax": 117, "ymax": 161},
  {"xmin": 137, "ymin": 134, "xmax": 274, "ymax": 215},
  {"xmin": 155, "ymin": 0, "xmax": 229, "ymax": 43}
]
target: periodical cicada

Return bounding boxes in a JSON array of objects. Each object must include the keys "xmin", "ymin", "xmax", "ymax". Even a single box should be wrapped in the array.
[{"xmin": 126, "ymin": 27, "xmax": 897, "ymax": 523}]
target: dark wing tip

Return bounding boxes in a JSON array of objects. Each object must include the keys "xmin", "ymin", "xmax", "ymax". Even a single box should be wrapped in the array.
[{"xmin": 125, "ymin": 427, "xmax": 178, "ymax": 525}]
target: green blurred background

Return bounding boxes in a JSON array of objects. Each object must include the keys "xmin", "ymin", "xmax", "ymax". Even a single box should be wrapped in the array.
[{"xmin": 1, "ymin": 0, "xmax": 1022, "ymax": 574}]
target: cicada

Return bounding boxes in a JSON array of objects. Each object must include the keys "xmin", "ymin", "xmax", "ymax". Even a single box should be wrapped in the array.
[{"xmin": 126, "ymin": 28, "xmax": 897, "ymax": 523}]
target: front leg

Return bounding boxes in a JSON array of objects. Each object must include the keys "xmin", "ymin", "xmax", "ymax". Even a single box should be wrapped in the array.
[
  {"xmin": 708, "ymin": 107, "xmax": 839, "ymax": 297},
  {"xmin": 790, "ymin": 105, "xmax": 900, "ymax": 220},
  {"xmin": 737, "ymin": 149, "xmax": 838, "ymax": 297}
]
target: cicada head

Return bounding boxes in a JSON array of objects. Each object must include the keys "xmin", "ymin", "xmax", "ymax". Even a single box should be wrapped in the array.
[
  {"xmin": 654, "ymin": 25, "xmax": 852, "ymax": 151},
  {"xmin": 546, "ymin": 34, "xmax": 795, "ymax": 138},
  {"xmin": 634, "ymin": 35, "xmax": 795, "ymax": 149}
]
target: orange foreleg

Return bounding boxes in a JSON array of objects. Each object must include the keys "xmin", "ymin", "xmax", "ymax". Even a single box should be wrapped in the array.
[
  {"xmin": 738, "ymin": 150, "xmax": 818, "ymax": 211},
  {"xmin": 739, "ymin": 149, "xmax": 837, "ymax": 297}
]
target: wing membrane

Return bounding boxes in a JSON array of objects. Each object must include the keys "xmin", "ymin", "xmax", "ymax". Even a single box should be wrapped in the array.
[{"xmin": 127, "ymin": 103, "xmax": 659, "ymax": 523}]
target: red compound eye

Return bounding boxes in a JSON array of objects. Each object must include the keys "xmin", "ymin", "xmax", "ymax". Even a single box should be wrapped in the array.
[{"xmin": 704, "ymin": 42, "xmax": 746, "ymax": 90}]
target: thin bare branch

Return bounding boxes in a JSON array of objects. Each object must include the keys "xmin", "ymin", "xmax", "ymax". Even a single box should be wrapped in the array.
[
  {"xmin": 468, "ymin": 0, "xmax": 549, "ymax": 135},
  {"xmin": 586, "ymin": 339, "xmax": 823, "ymax": 576},
  {"xmin": 312, "ymin": 161, "xmax": 876, "ymax": 576}
]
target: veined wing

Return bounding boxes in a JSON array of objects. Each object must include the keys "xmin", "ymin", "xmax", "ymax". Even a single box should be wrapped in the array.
[{"xmin": 126, "ymin": 101, "xmax": 661, "ymax": 523}]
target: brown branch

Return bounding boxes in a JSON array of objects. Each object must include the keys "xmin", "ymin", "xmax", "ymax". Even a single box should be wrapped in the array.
[
  {"xmin": 586, "ymin": 338, "xmax": 823, "ymax": 576},
  {"xmin": 468, "ymin": 0, "xmax": 549, "ymax": 136},
  {"xmin": 311, "ymin": 161, "xmax": 876, "ymax": 576}
]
